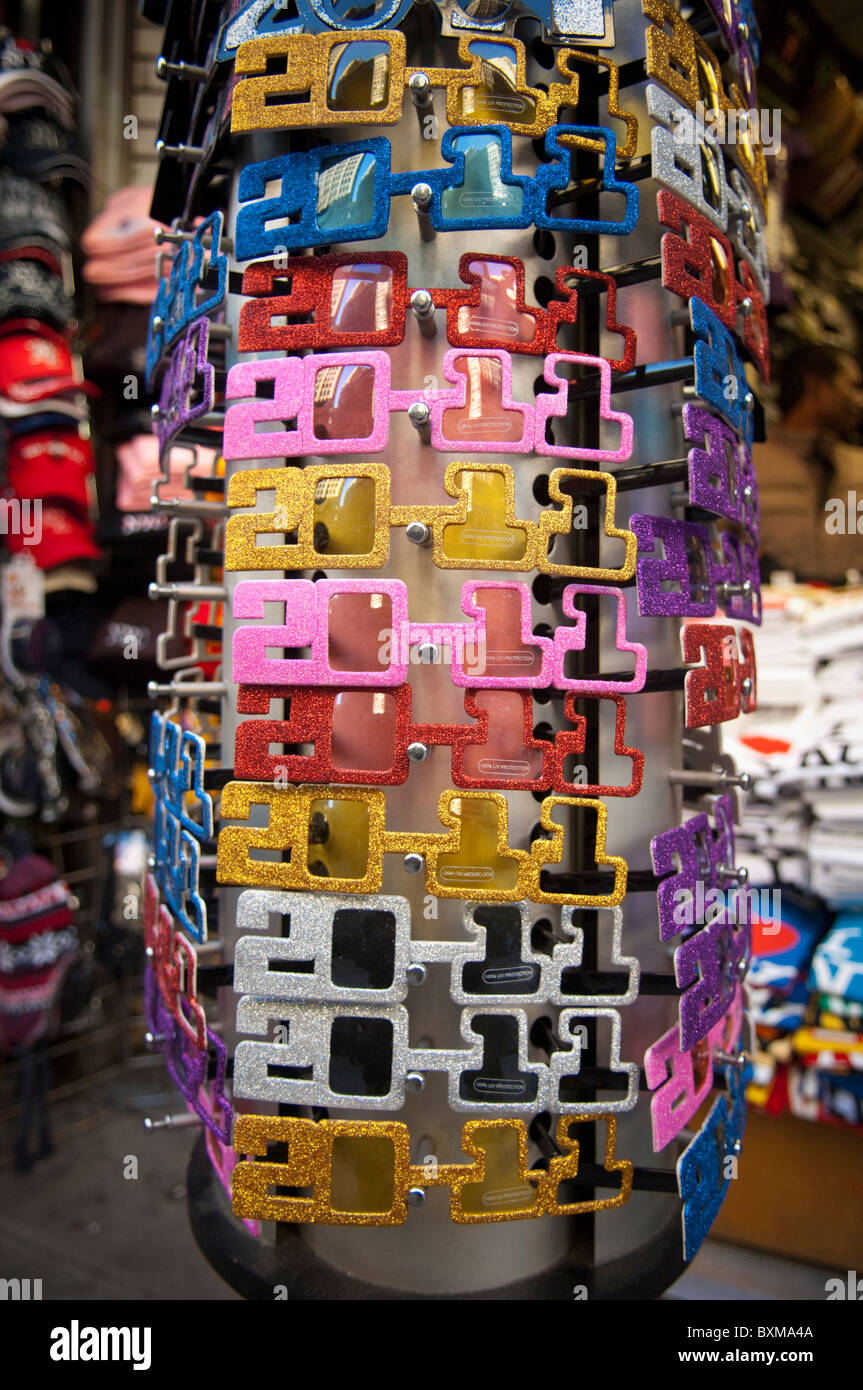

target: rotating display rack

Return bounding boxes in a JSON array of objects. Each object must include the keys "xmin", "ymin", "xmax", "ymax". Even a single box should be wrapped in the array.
[{"xmin": 142, "ymin": 0, "xmax": 767, "ymax": 1299}]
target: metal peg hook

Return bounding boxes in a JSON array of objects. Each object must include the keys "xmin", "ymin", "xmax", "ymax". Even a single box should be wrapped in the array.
[
  {"xmin": 154, "ymin": 226, "xmax": 235, "ymax": 254},
  {"xmin": 717, "ymin": 864, "xmax": 749, "ymax": 886},
  {"xmin": 409, "ymin": 72, "xmax": 435, "ymax": 135},
  {"xmin": 156, "ymin": 57, "xmax": 210, "ymax": 82},
  {"xmin": 144, "ymin": 1113, "xmax": 203, "ymax": 1131},
  {"xmin": 156, "ymin": 140, "xmax": 206, "ymax": 165},
  {"xmin": 720, "ymin": 579, "xmax": 753, "ymax": 600},
  {"xmin": 668, "ymin": 768, "xmax": 752, "ymax": 791},
  {"xmin": 408, "ymin": 401, "xmax": 431, "ymax": 441},
  {"xmin": 409, "ymin": 71, "xmax": 434, "ymax": 110},
  {"xmin": 148, "ymin": 582, "xmax": 227, "ymax": 602},
  {"xmin": 714, "ymin": 1049, "xmax": 748, "ymax": 1070},
  {"xmin": 149, "ymin": 498, "xmax": 228, "ymax": 518},
  {"xmin": 410, "ymin": 289, "xmax": 437, "ymax": 339},
  {"xmin": 148, "ymin": 680, "xmax": 227, "ymax": 699},
  {"xmin": 411, "ymin": 183, "xmax": 436, "ymax": 243},
  {"xmin": 406, "ymin": 520, "xmax": 432, "ymax": 546}
]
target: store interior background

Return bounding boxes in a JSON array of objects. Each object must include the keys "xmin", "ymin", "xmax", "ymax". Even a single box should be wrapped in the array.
[{"xmin": 0, "ymin": 0, "xmax": 861, "ymax": 1299}]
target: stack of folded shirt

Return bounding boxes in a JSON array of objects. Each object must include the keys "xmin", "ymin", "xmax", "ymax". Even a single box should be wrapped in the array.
[
  {"xmin": 0, "ymin": 35, "xmax": 99, "ymax": 576},
  {"xmin": 795, "ymin": 914, "xmax": 863, "ymax": 1126},
  {"xmin": 722, "ymin": 584, "xmax": 863, "ymax": 1130},
  {"xmin": 748, "ymin": 896, "xmax": 824, "ymax": 1032},
  {"xmin": 724, "ymin": 588, "xmax": 863, "ymax": 904},
  {"xmin": 745, "ymin": 896, "xmax": 820, "ymax": 1116},
  {"xmin": 82, "ymin": 186, "xmax": 165, "ymax": 306}
]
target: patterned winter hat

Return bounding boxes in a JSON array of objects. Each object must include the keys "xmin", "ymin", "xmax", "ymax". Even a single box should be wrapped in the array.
[{"xmin": 0, "ymin": 853, "xmax": 78, "ymax": 1049}]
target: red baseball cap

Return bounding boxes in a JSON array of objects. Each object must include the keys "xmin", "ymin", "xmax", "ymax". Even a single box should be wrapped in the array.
[
  {"xmin": 0, "ymin": 320, "xmax": 97, "ymax": 403},
  {"xmin": 6, "ymin": 428, "xmax": 96, "ymax": 519},
  {"xmin": 3, "ymin": 499, "xmax": 101, "ymax": 569}
]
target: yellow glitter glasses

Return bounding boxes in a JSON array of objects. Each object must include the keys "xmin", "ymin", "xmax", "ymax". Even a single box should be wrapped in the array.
[
  {"xmin": 224, "ymin": 463, "xmax": 637, "ymax": 581},
  {"xmin": 231, "ymin": 31, "xmax": 638, "ymax": 152},
  {"xmin": 233, "ymin": 1114, "xmax": 632, "ymax": 1225},
  {"xmin": 217, "ymin": 785, "xmax": 628, "ymax": 907}
]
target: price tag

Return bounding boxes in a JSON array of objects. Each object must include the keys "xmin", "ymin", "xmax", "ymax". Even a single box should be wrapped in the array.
[{"xmin": 1, "ymin": 554, "xmax": 45, "ymax": 624}]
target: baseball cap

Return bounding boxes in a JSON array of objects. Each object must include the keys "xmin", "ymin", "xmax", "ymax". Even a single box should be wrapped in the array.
[
  {"xmin": 0, "ymin": 393, "xmax": 89, "ymax": 421},
  {"xmin": 3, "ymin": 499, "xmax": 101, "ymax": 569},
  {"xmin": 0, "ymin": 321, "xmax": 97, "ymax": 402},
  {"xmin": 0, "ymin": 112, "xmax": 90, "ymax": 187},
  {"xmin": 5, "ymin": 406, "xmax": 90, "ymax": 434},
  {"xmin": 0, "ymin": 257, "xmax": 75, "ymax": 330},
  {"xmin": 6, "ymin": 428, "xmax": 96, "ymax": 519},
  {"xmin": 0, "ymin": 168, "xmax": 71, "ymax": 251}
]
